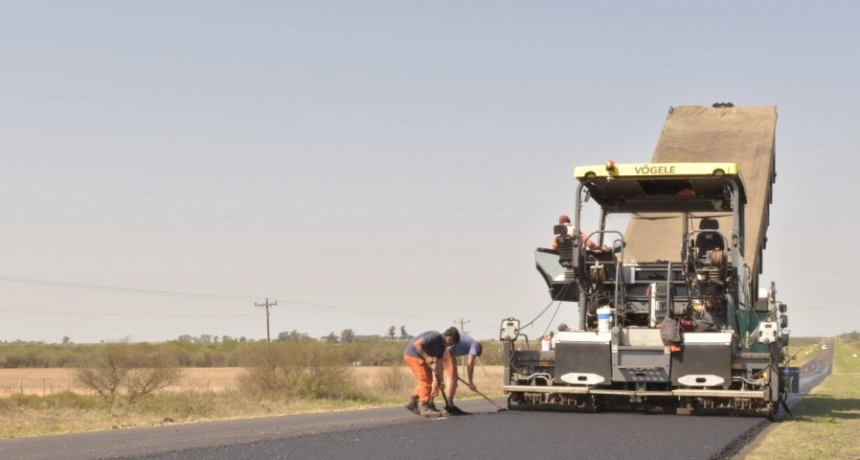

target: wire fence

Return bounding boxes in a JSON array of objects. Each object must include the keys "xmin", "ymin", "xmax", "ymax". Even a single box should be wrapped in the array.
[{"xmin": 0, "ymin": 369, "xmax": 243, "ymax": 396}]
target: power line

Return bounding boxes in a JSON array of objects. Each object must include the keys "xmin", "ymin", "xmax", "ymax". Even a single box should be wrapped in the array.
[
  {"xmin": 0, "ymin": 308, "xmax": 257, "ymax": 317},
  {"xmin": 279, "ymin": 299, "xmax": 439, "ymax": 321},
  {"xmin": 0, "ymin": 275, "xmax": 450, "ymax": 321},
  {"xmin": 0, "ymin": 276, "xmax": 257, "ymax": 302}
]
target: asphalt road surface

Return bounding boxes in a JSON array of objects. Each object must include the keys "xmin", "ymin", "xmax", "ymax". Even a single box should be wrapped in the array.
[{"xmin": 0, "ymin": 351, "xmax": 831, "ymax": 460}]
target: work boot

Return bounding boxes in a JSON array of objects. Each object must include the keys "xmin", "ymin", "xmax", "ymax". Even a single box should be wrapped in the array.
[
  {"xmin": 444, "ymin": 404, "xmax": 471, "ymax": 416},
  {"xmin": 427, "ymin": 400, "xmax": 437, "ymax": 411},
  {"xmin": 419, "ymin": 402, "xmax": 442, "ymax": 418},
  {"xmin": 404, "ymin": 395, "xmax": 420, "ymax": 416}
]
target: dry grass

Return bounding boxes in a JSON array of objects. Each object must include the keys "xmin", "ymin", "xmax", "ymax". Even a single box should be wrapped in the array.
[
  {"xmin": 0, "ymin": 365, "xmax": 504, "ymax": 438},
  {"xmin": 0, "ymin": 365, "xmax": 505, "ymax": 397},
  {"xmin": 0, "ymin": 368, "xmax": 241, "ymax": 396}
]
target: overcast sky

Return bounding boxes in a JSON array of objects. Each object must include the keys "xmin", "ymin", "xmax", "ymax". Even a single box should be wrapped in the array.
[{"xmin": 1, "ymin": 1, "xmax": 858, "ymax": 343}]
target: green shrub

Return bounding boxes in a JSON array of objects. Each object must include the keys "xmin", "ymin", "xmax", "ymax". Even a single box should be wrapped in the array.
[
  {"xmin": 238, "ymin": 344, "xmax": 305, "ymax": 397},
  {"xmin": 300, "ymin": 346, "xmax": 357, "ymax": 400},
  {"xmin": 73, "ymin": 341, "xmax": 183, "ymax": 405},
  {"xmin": 238, "ymin": 342, "xmax": 359, "ymax": 400}
]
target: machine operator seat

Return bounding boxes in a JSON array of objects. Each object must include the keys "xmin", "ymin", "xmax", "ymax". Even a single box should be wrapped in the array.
[
  {"xmin": 691, "ymin": 217, "xmax": 728, "ymax": 286},
  {"xmin": 695, "ymin": 218, "xmax": 724, "ymax": 254}
]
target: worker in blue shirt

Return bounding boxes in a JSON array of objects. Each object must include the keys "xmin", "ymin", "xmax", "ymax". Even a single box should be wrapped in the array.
[{"xmin": 439, "ymin": 332, "xmax": 483, "ymax": 415}]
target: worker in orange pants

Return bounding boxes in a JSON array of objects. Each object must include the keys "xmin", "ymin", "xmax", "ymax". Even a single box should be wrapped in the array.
[{"xmin": 403, "ymin": 327, "xmax": 460, "ymax": 417}]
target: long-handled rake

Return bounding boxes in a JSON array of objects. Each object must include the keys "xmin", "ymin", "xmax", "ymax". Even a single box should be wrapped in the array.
[{"xmin": 458, "ymin": 377, "xmax": 507, "ymax": 412}]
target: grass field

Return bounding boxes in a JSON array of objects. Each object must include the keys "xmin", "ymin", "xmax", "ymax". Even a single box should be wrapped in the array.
[
  {"xmin": 0, "ymin": 365, "xmax": 505, "ymax": 438},
  {"xmin": 743, "ymin": 340, "xmax": 860, "ymax": 460},
  {"xmin": 0, "ymin": 367, "xmax": 244, "ymax": 397},
  {"xmin": 785, "ymin": 337, "xmax": 824, "ymax": 367}
]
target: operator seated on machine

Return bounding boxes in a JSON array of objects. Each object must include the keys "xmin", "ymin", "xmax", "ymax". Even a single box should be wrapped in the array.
[{"xmin": 551, "ymin": 214, "xmax": 611, "ymax": 253}]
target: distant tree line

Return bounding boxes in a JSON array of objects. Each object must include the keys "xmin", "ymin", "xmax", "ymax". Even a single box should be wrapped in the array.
[
  {"xmin": 0, "ymin": 336, "xmax": 506, "ymax": 369},
  {"xmin": 0, "ymin": 325, "xmax": 420, "ymax": 348},
  {"xmin": 840, "ymin": 330, "xmax": 860, "ymax": 343}
]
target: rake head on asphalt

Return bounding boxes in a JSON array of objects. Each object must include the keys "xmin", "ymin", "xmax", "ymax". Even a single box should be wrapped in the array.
[{"xmin": 458, "ymin": 377, "xmax": 507, "ymax": 412}]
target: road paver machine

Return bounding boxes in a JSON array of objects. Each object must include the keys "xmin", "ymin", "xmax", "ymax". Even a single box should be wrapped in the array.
[{"xmin": 501, "ymin": 105, "xmax": 798, "ymax": 416}]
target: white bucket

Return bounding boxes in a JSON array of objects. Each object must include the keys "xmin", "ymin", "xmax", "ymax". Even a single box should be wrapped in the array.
[
  {"xmin": 541, "ymin": 335, "xmax": 552, "ymax": 351},
  {"xmin": 597, "ymin": 306, "xmax": 612, "ymax": 332}
]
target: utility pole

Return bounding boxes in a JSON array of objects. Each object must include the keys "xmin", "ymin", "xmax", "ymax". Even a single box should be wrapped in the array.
[
  {"xmin": 255, "ymin": 298, "xmax": 278, "ymax": 348},
  {"xmin": 454, "ymin": 317, "xmax": 469, "ymax": 334}
]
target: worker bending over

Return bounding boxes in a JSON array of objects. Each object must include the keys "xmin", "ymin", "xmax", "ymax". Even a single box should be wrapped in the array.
[
  {"xmin": 440, "ymin": 332, "xmax": 483, "ymax": 415},
  {"xmin": 403, "ymin": 327, "xmax": 460, "ymax": 417}
]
